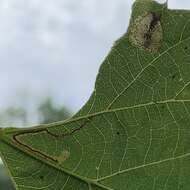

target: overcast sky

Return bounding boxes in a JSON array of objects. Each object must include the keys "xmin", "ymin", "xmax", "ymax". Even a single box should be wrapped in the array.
[{"xmin": 0, "ymin": 0, "xmax": 188, "ymax": 125}]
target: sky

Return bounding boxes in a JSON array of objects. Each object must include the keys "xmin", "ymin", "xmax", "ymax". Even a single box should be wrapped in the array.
[{"xmin": 0, "ymin": 0, "xmax": 189, "ymax": 126}]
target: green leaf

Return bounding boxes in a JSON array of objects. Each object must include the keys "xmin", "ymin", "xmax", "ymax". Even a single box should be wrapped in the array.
[{"xmin": 1, "ymin": 0, "xmax": 190, "ymax": 189}]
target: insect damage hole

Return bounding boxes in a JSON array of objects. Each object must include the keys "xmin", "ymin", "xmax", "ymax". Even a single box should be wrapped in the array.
[{"xmin": 129, "ymin": 12, "xmax": 163, "ymax": 52}]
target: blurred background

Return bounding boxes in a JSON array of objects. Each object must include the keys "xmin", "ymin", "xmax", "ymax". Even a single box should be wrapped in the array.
[{"xmin": 0, "ymin": 0, "xmax": 186, "ymax": 189}]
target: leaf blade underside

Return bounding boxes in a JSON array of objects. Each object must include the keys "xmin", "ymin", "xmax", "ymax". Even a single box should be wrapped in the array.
[{"xmin": 1, "ymin": 0, "xmax": 190, "ymax": 189}]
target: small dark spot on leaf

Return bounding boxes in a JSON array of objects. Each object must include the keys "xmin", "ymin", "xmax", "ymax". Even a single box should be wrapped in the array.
[
  {"xmin": 116, "ymin": 132, "xmax": 120, "ymax": 135},
  {"xmin": 39, "ymin": 176, "xmax": 44, "ymax": 180},
  {"xmin": 184, "ymin": 46, "xmax": 188, "ymax": 50},
  {"xmin": 172, "ymin": 74, "xmax": 176, "ymax": 80},
  {"xmin": 161, "ymin": 105, "xmax": 165, "ymax": 109}
]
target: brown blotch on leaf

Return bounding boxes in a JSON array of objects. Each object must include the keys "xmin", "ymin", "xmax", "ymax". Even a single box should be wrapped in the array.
[{"xmin": 129, "ymin": 12, "xmax": 163, "ymax": 52}]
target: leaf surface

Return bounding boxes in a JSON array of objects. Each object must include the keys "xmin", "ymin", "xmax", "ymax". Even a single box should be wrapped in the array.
[{"xmin": 1, "ymin": 0, "xmax": 190, "ymax": 189}]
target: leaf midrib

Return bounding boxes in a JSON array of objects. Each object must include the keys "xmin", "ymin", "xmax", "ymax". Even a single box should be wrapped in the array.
[
  {"xmin": 1, "ymin": 98, "xmax": 190, "ymax": 187},
  {"xmin": 6, "ymin": 98, "xmax": 190, "ymax": 134}
]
